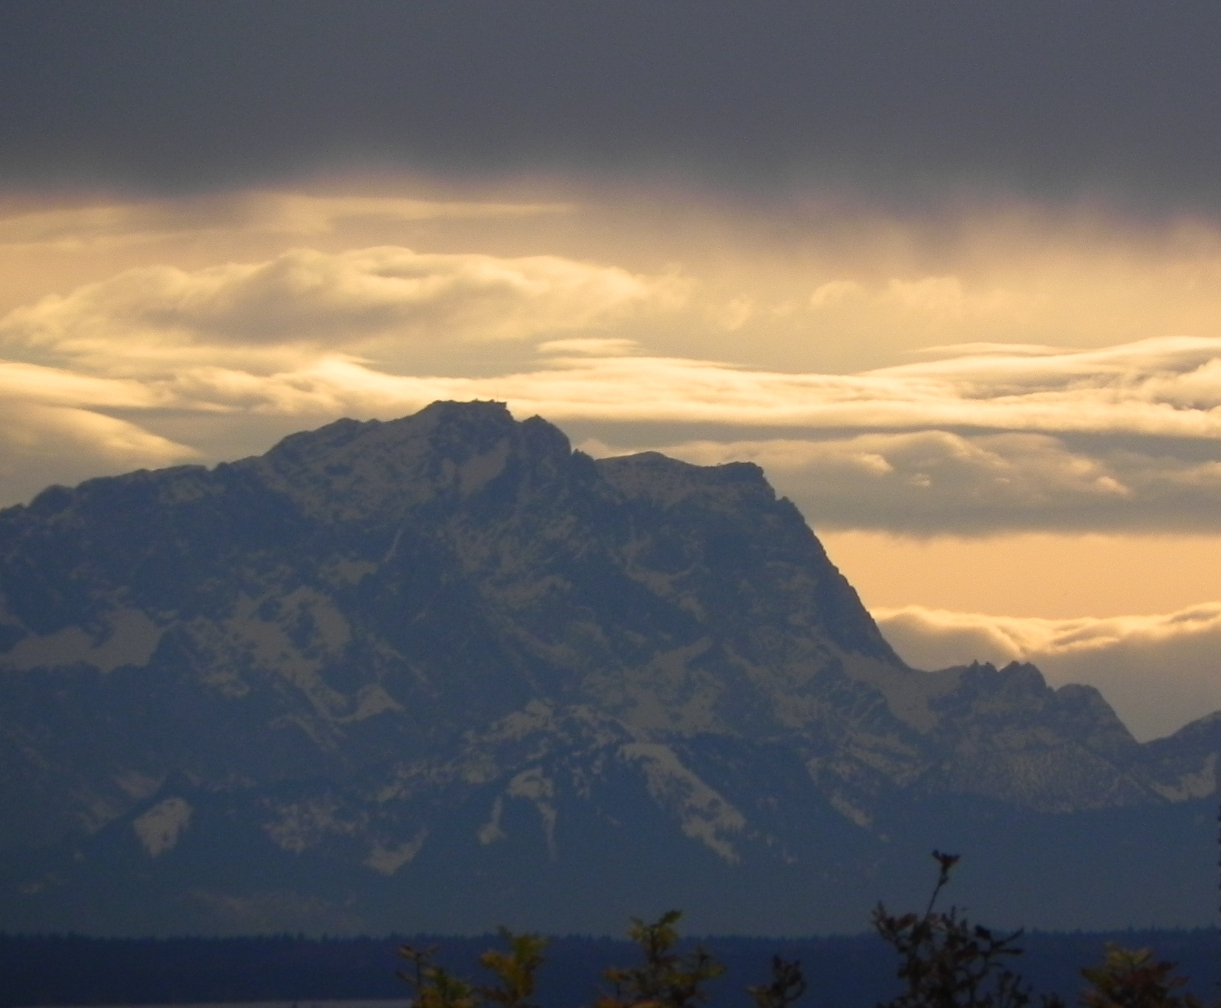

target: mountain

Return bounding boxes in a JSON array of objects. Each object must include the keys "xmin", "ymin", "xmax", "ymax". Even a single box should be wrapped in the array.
[{"xmin": 0, "ymin": 401, "xmax": 1216, "ymax": 936}]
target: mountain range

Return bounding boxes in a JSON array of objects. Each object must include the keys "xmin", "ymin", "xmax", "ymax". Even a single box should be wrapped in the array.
[{"xmin": 1, "ymin": 401, "xmax": 1216, "ymax": 935}]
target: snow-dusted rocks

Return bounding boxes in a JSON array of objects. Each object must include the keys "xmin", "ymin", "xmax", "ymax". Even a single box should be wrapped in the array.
[{"xmin": 0, "ymin": 402, "xmax": 1216, "ymax": 935}]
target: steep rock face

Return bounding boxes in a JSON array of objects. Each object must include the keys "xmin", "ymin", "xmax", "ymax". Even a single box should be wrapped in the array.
[
  {"xmin": 1142, "ymin": 711, "xmax": 1221, "ymax": 800},
  {"xmin": 923, "ymin": 663, "xmax": 1150, "ymax": 811},
  {"xmin": 0, "ymin": 402, "xmax": 1216, "ymax": 934}
]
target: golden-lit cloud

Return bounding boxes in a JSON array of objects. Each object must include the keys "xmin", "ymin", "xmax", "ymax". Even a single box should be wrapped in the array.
[
  {"xmin": 0, "ymin": 397, "xmax": 196, "ymax": 506},
  {"xmin": 5, "ymin": 186, "xmax": 1221, "ymax": 546},
  {"xmin": 126, "ymin": 335, "xmax": 1221, "ymax": 439},
  {"xmin": 874, "ymin": 604, "xmax": 1221, "ymax": 741},
  {"xmin": 586, "ymin": 426, "xmax": 1221, "ymax": 534},
  {"xmin": 500, "ymin": 337, "xmax": 1221, "ymax": 436},
  {"xmin": 0, "ymin": 360, "xmax": 173, "ymax": 409},
  {"xmin": 8, "ymin": 265, "xmax": 1221, "ymax": 534},
  {"xmin": 0, "ymin": 192, "xmax": 573, "ymax": 250},
  {"xmin": 587, "ymin": 431, "xmax": 1130, "ymax": 532},
  {"xmin": 0, "ymin": 359, "xmax": 196, "ymax": 503},
  {"xmin": 0, "ymin": 246, "xmax": 674, "ymax": 374}
]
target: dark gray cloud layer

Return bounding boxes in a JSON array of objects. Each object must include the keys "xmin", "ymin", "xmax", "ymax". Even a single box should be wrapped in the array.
[{"xmin": 5, "ymin": 0, "xmax": 1221, "ymax": 204}]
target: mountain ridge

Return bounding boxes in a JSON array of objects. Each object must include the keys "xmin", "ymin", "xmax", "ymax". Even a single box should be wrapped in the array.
[{"xmin": 0, "ymin": 401, "xmax": 1216, "ymax": 935}]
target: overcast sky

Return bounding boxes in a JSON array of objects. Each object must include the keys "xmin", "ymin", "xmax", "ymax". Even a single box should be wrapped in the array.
[
  {"xmin": 3, "ymin": 0, "xmax": 1221, "ymax": 738},
  {"xmin": 6, "ymin": 0, "xmax": 1221, "ymax": 208}
]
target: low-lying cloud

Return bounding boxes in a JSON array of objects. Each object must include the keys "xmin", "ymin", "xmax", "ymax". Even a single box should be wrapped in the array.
[{"xmin": 874, "ymin": 604, "xmax": 1221, "ymax": 741}]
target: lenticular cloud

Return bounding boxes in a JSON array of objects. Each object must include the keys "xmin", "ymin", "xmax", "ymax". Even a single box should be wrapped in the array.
[{"xmin": 0, "ymin": 245, "xmax": 668, "ymax": 364}]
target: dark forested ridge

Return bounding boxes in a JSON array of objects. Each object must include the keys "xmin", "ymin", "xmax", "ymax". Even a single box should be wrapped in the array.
[{"xmin": 2, "ymin": 930, "xmax": 1217, "ymax": 1008}]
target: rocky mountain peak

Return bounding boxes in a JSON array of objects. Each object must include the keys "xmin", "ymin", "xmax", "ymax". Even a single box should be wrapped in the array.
[
  {"xmin": 0, "ymin": 401, "xmax": 1216, "ymax": 936},
  {"xmin": 239, "ymin": 400, "xmax": 579, "ymax": 525}
]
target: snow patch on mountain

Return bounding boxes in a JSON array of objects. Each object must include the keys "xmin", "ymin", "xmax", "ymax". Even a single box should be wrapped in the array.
[
  {"xmin": 622, "ymin": 742, "xmax": 746, "ymax": 862},
  {"xmin": 133, "ymin": 797, "xmax": 193, "ymax": 857},
  {"xmin": 2, "ymin": 607, "xmax": 161, "ymax": 672},
  {"xmin": 1151, "ymin": 752, "xmax": 1218, "ymax": 801}
]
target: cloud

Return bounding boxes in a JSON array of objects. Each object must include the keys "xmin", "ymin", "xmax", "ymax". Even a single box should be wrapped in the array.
[
  {"xmin": 913, "ymin": 343, "xmax": 1077, "ymax": 358},
  {"xmin": 536, "ymin": 337, "xmax": 640, "ymax": 356},
  {"xmin": 7, "ymin": 315, "xmax": 1221, "ymax": 532},
  {"xmin": 708, "ymin": 296, "xmax": 755, "ymax": 331},
  {"xmin": 291, "ymin": 336, "xmax": 1221, "ymax": 441},
  {"xmin": 8, "ymin": 210, "xmax": 1221, "ymax": 537},
  {"xmin": 0, "ymin": 358, "xmax": 197, "ymax": 506},
  {"xmin": 858, "ymin": 337, "xmax": 1221, "ymax": 439},
  {"xmin": 482, "ymin": 337, "xmax": 1221, "ymax": 439},
  {"xmin": 809, "ymin": 280, "xmax": 865, "ymax": 309},
  {"xmin": 0, "ymin": 360, "xmax": 173, "ymax": 409},
  {"xmin": 0, "ymin": 193, "xmax": 573, "ymax": 250},
  {"xmin": 233, "ymin": 193, "xmax": 575, "ymax": 236},
  {"xmin": 0, "ymin": 398, "xmax": 197, "ymax": 507},
  {"xmin": 0, "ymin": 246, "xmax": 672, "ymax": 371},
  {"xmin": 800, "ymin": 271, "xmax": 1043, "ymax": 357},
  {"xmin": 7, "ymin": 2, "xmax": 1221, "ymax": 213},
  {"xmin": 595, "ymin": 431, "xmax": 1127, "ymax": 533},
  {"xmin": 873, "ymin": 604, "xmax": 1221, "ymax": 741},
  {"xmin": 11, "ymin": 187, "xmax": 1221, "ymax": 380},
  {"xmin": 586, "ymin": 428, "xmax": 1221, "ymax": 534}
]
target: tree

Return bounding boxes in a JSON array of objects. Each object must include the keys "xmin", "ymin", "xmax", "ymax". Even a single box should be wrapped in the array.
[
  {"xmin": 396, "ymin": 911, "xmax": 806, "ymax": 1008},
  {"xmin": 479, "ymin": 929, "xmax": 550, "ymax": 1008},
  {"xmin": 1080, "ymin": 943, "xmax": 1204, "ymax": 1008},
  {"xmin": 397, "ymin": 930, "xmax": 549, "ymax": 1008},
  {"xmin": 747, "ymin": 955, "xmax": 808, "ymax": 1008},
  {"xmin": 872, "ymin": 851, "xmax": 1061, "ymax": 1008},
  {"xmin": 596, "ymin": 910, "xmax": 726, "ymax": 1008},
  {"xmin": 394, "ymin": 859, "xmax": 1213, "ymax": 1008},
  {"xmin": 397, "ymin": 942, "xmax": 479, "ymax": 1008}
]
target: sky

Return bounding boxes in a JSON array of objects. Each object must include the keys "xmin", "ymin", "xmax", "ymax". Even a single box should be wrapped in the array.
[{"xmin": 4, "ymin": 0, "xmax": 1221, "ymax": 740}]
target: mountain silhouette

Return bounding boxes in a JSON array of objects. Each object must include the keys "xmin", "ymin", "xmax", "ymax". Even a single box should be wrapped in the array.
[{"xmin": 1, "ymin": 402, "xmax": 1215, "ymax": 935}]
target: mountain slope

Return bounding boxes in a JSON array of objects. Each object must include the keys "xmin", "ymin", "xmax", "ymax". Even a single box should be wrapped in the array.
[{"xmin": 0, "ymin": 401, "xmax": 1215, "ymax": 934}]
